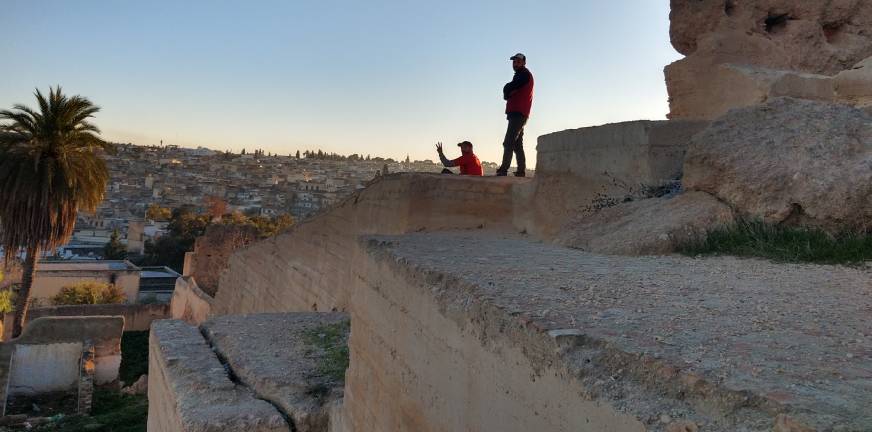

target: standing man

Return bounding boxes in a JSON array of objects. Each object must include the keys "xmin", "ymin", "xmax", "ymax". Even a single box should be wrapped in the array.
[
  {"xmin": 436, "ymin": 141, "xmax": 483, "ymax": 176},
  {"xmin": 497, "ymin": 53, "xmax": 534, "ymax": 177}
]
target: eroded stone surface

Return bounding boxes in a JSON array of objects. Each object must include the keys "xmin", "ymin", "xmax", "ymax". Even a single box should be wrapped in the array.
[
  {"xmin": 202, "ymin": 313, "xmax": 349, "ymax": 432},
  {"xmin": 366, "ymin": 231, "xmax": 872, "ymax": 431},
  {"xmin": 670, "ymin": 0, "xmax": 872, "ymax": 74},
  {"xmin": 667, "ymin": 0, "xmax": 872, "ymax": 119},
  {"xmin": 529, "ymin": 120, "xmax": 709, "ymax": 239},
  {"xmin": 684, "ymin": 97, "xmax": 872, "ymax": 230},
  {"xmin": 147, "ymin": 320, "xmax": 289, "ymax": 432},
  {"xmin": 555, "ymin": 191, "xmax": 734, "ymax": 255}
]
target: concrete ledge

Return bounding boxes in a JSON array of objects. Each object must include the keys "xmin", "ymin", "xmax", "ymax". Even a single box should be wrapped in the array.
[
  {"xmin": 147, "ymin": 320, "xmax": 289, "ymax": 432},
  {"xmin": 357, "ymin": 232, "xmax": 871, "ymax": 431}
]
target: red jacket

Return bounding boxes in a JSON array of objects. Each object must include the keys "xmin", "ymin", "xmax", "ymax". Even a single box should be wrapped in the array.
[
  {"xmin": 504, "ymin": 67, "xmax": 534, "ymax": 117},
  {"xmin": 452, "ymin": 153, "xmax": 483, "ymax": 176}
]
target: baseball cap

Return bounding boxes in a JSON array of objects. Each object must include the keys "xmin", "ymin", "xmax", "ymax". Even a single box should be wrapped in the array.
[
  {"xmin": 510, "ymin": 53, "xmax": 526, "ymax": 61},
  {"xmin": 457, "ymin": 141, "xmax": 473, "ymax": 147}
]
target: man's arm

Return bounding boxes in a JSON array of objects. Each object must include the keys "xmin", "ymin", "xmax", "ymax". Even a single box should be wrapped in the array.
[
  {"xmin": 503, "ymin": 69, "xmax": 531, "ymax": 100},
  {"xmin": 439, "ymin": 152, "xmax": 456, "ymax": 167},
  {"xmin": 436, "ymin": 142, "xmax": 456, "ymax": 167}
]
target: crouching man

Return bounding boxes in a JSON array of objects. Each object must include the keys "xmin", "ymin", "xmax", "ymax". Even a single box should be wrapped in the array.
[{"xmin": 436, "ymin": 141, "xmax": 483, "ymax": 176}]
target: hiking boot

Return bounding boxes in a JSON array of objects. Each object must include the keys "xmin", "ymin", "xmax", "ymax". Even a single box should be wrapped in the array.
[
  {"xmin": 513, "ymin": 171, "xmax": 526, "ymax": 177},
  {"xmin": 494, "ymin": 171, "xmax": 508, "ymax": 177}
]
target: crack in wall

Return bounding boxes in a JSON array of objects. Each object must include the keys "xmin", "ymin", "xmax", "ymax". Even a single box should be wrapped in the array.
[{"xmin": 197, "ymin": 326, "xmax": 299, "ymax": 432}]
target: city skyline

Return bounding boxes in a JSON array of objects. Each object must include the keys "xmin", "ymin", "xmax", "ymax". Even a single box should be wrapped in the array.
[{"xmin": 1, "ymin": 1, "xmax": 680, "ymax": 165}]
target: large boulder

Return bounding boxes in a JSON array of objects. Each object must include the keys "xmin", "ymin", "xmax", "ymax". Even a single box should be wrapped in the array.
[
  {"xmin": 684, "ymin": 97, "xmax": 872, "ymax": 231},
  {"xmin": 665, "ymin": 62, "xmax": 835, "ymax": 120},
  {"xmin": 667, "ymin": 0, "xmax": 872, "ymax": 120},
  {"xmin": 555, "ymin": 192, "xmax": 734, "ymax": 255},
  {"xmin": 834, "ymin": 56, "xmax": 872, "ymax": 112},
  {"xmin": 670, "ymin": 0, "xmax": 872, "ymax": 74}
]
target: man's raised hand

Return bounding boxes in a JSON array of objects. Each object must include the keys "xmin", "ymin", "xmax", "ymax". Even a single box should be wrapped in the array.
[{"xmin": 436, "ymin": 142, "xmax": 444, "ymax": 154}]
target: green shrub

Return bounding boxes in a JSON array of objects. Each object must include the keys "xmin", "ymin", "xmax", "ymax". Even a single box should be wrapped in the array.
[
  {"xmin": 678, "ymin": 219, "xmax": 872, "ymax": 265},
  {"xmin": 0, "ymin": 290, "xmax": 14, "ymax": 313},
  {"xmin": 52, "ymin": 281, "xmax": 127, "ymax": 305},
  {"xmin": 303, "ymin": 320, "xmax": 350, "ymax": 383}
]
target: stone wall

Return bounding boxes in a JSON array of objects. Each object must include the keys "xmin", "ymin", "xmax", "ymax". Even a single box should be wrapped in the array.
[
  {"xmin": 212, "ymin": 174, "xmax": 520, "ymax": 315},
  {"xmin": 30, "ymin": 273, "xmax": 140, "ymax": 307},
  {"xmin": 525, "ymin": 120, "xmax": 708, "ymax": 238},
  {"xmin": 0, "ymin": 316, "xmax": 124, "ymax": 415},
  {"xmin": 169, "ymin": 276, "xmax": 214, "ymax": 325},
  {"xmin": 338, "ymin": 239, "xmax": 646, "ymax": 431},
  {"xmin": 25, "ymin": 303, "xmax": 170, "ymax": 331},
  {"xmin": 186, "ymin": 224, "xmax": 259, "ymax": 296},
  {"xmin": 8, "ymin": 343, "xmax": 82, "ymax": 396}
]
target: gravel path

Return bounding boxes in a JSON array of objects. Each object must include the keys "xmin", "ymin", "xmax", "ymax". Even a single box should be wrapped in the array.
[{"xmin": 371, "ymin": 231, "xmax": 872, "ymax": 428}]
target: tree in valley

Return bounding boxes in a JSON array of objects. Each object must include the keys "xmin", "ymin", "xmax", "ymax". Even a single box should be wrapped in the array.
[
  {"xmin": 103, "ymin": 229, "xmax": 127, "ymax": 260},
  {"xmin": 146, "ymin": 203, "xmax": 172, "ymax": 221},
  {"xmin": 204, "ymin": 195, "xmax": 228, "ymax": 220},
  {"xmin": 0, "ymin": 87, "xmax": 112, "ymax": 337}
]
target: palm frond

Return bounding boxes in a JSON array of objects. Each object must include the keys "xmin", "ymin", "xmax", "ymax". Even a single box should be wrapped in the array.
[{"xmin": 0, "ymin": 86, "xmax": 110, "ymax": 257}]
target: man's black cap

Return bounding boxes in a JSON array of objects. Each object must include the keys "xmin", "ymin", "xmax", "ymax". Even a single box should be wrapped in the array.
[{"xmin": 457, "ymin": 141, "xmax": 473, "ymax": 147}]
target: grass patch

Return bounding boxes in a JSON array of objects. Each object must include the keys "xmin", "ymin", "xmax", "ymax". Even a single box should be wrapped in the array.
[
  {"xmin": 35, "ymin": 390, "xmax": 147, "ymax": 432},
  {"xmin": 678, "ymin": 219, "xmax": 872, "ymax": 265},
  {"xmin": 120, "ymin": 331, "xmax": 149, "ymax": 385},
  {"xmin": 302, "ymin": 320, "xmax": 350, "ymax": 383}
]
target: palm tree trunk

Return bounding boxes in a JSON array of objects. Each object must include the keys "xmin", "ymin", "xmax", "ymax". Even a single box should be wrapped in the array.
[{"xmin": 11, "ymin": 245, "xmax": 37, "ymax": 339}]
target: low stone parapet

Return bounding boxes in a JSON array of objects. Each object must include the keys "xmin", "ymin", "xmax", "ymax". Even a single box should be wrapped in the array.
[
  {"xmin": 169, "ymin": 276, "xmax": 213, "ymax": 325},
  {"xmin": 25, "ymin": 303, "xmax": 170, "ymax": 332}
]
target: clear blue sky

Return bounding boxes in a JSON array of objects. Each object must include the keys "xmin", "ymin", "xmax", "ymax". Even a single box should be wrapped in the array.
[{"xmin": 0, "ymin": 1, "xmax": 680, "ymax": 165}]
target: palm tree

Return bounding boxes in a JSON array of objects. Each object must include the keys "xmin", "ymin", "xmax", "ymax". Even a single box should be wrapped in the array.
[{"xmin": 0, "ymin": 86, "xmax": 112, "ymax": 338}]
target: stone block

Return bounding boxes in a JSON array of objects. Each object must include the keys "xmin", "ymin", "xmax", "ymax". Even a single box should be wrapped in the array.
[
  {"xmin": 202, "ymin": 313, "xmax": 349, "ymax": 432},
  {"xmin": 147, "ymin": 320, "xmax": 289, "ymax": 432},
  {"xmin": 527, "ymin": 120, "xmax": 708, "ymax": 238},
  {"xmin": 684, "ymin": 97, "xmax": 872, "ymax": 231},
  {"xmin": 666, "ymin": 61, "xmax": 835, "ymax": 120}
]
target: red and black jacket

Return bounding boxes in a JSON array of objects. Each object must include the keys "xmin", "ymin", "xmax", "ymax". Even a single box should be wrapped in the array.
[{"xmin": 503, "ymin": 67, "xmax": 534, "ymax": 118}]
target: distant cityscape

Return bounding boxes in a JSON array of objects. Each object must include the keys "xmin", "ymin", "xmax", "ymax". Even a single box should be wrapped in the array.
[{"xmin": 55, "ymin": 143, "xmax": 501, "ymax": 261}]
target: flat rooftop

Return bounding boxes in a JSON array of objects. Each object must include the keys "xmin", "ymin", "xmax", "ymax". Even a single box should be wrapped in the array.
[
  {"xmin": 140, "ymin": 266, "xmax": 181, "ymax": 279},
  {"xmin": 37, "ymin": 260, "xmax": 139, "ymax": 272},
  {"xmin": 366, "ymin": 231, "xmax": 872, "ymax": 431}
]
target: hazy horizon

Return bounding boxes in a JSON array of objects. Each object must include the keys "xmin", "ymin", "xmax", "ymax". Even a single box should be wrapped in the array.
[{"xmin": 1, "ymin": 1, "xmax": 680, "ymax": 166}]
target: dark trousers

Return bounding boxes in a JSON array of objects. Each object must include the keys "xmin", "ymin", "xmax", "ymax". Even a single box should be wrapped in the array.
[{"xmin": 498, "ymin": 113, "xmax": 527, "ymax": 174}]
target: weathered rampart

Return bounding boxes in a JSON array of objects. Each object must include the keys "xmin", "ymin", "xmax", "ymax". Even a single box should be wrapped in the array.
[
  {"xmin": 212, "ymin": 173, "xmax": 523, "ymax": 315},
  {"xmin": 169, "ymin": 276, "xmax": 214, "ymax": 325}
]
